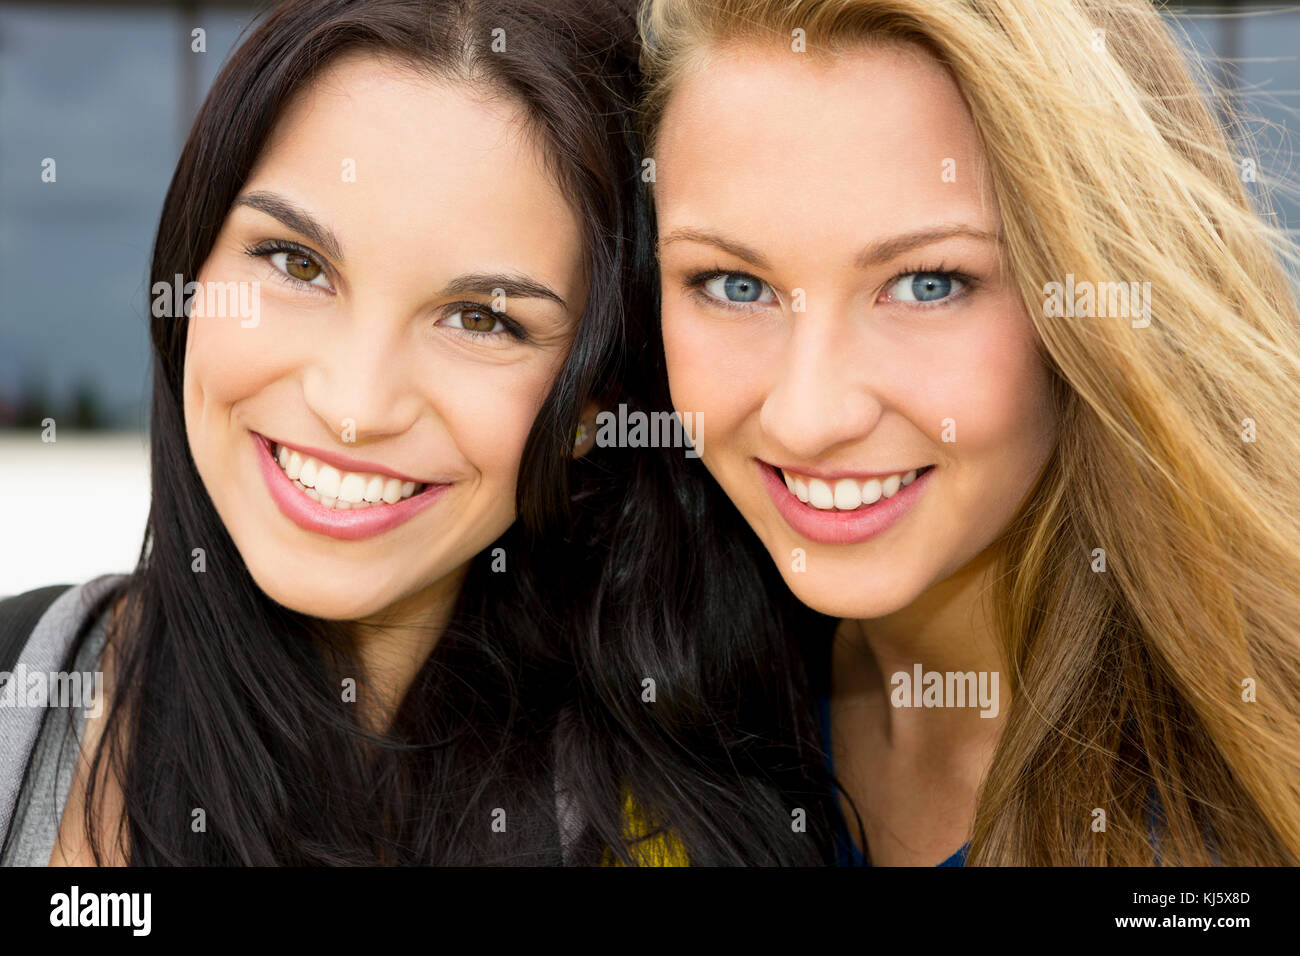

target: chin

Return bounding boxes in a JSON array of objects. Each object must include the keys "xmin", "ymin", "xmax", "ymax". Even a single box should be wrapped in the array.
[
  {"xmin": 772, "ymin": 557, "xmax": 925, "ymax": 621},
  {"xmin": 242, "ymin": 558, "xmax": 398, "ymax": 621}
]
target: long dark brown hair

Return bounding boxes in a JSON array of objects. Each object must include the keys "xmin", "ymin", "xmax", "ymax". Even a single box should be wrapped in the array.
[{"xmin": 62, "ymin": 0, "xmax": 839, "ymax": 865}]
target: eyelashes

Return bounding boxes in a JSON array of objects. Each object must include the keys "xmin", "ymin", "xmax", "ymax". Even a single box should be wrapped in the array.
[
  {"xmin": 696, "ymin": 272, "xmax": 778, "ymax": 307},
  {"xmin": 241, "ymin": 239, "xmax": 528, "ymax": 341},
  {"xmin": 682, "ymin": 269, "xmax": 766, "ymax": 312},
  {"xmin": 879, "ymin": 267, "xmax": 975, "ymax": 307},
  {"xmin": 439, "ymin": 303, "xmax": 528, "ymax": 341},
  {"xmin": 244, "ymin": 239, "xmax": 333, "ymax": 293},
  {"xmin": 683, "ymin": 265, "xmax": 979, "ymax": 313}
]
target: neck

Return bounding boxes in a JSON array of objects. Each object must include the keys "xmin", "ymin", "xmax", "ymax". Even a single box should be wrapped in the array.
[
  {"xmin": 834, "ymin": 545, "xmax": 1008, "ymax": 752},
  {"xmin": 347, "ymin": 563, "xmax": 469, "ymax": 732}
]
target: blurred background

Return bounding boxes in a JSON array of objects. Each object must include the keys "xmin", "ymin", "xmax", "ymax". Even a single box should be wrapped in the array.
[
  {"xmin": 1, "ymin": 0, "xmax": 1299, "ymax": 596},
  {"xmin": 1, "ymin": 0, "xmax": 260, "ymax": 596}
]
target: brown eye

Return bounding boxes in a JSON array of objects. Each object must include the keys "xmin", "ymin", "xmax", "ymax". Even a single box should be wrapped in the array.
[
  {"xmin": 285, "ymin": 254, "xmax": 321, "ymax": 282},
  {"xmin": 440, "ymin": 304, "xmax": 517, "ymax": 338},
  {"xmin": 457, "ymin": 308, "xmax": 500, "ymax": 333},
  {"xmin": 253, "ymin": 246, "xmax": 333, "ymax": 292}
]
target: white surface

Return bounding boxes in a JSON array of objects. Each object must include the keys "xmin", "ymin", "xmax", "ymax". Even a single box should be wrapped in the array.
[{"xmin": 0, "ymin": 431, "xmax": 151, "ymax": 598}]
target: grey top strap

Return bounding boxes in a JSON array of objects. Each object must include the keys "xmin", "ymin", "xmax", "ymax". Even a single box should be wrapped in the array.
[{"xmin": 0, "ymin": 574, "xmax": 126, "ymax": 856}]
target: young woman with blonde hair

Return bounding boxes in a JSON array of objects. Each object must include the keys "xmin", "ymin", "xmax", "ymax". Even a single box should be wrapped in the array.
[{"xmin": 634, "ymin": 0, "xmax": 1300, "ymax": 864}]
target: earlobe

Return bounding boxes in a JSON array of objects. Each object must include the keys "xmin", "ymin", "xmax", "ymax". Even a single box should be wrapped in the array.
[{"xmin": 573, "ymin": 401, "xmax": 599, "ymax": 459}]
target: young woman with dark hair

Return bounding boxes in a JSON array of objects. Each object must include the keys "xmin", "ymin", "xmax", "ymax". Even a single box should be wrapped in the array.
[{"xmin": 0, "ymin": 0, "xmax": 839, "ymax": 866}]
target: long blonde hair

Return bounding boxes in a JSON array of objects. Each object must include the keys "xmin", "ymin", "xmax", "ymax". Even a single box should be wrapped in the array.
[{"xmin": 639, "ymin": 0, "xmax": 1300, "ymax": 864}]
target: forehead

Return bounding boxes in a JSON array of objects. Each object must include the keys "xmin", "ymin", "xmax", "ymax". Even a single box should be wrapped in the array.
[
  {"xmin": 243, "ymin": 51, "xmax": 586, "ymax": 292},
  {"xmin": 654, "ymin": 40, "xmax": 998, "ymax": 253}
]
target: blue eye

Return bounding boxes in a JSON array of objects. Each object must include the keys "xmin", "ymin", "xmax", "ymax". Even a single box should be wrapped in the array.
[
  {"xmin": 702, "ymin": 273, "xmax": 776, "ymax": 305},
  {"xmin": 886, "ymin": 272, "xmax": 965, "ymax": 303}
]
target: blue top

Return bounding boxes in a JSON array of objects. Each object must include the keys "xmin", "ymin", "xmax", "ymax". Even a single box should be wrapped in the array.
[{"xmin": 815, "ymin": 692, "xmax": 970, "ymax": 867}]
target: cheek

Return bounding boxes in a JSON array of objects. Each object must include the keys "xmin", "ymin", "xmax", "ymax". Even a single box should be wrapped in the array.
[
  {"xmin": 440, "ymin": 358, "xmax": 560, "ymax": 493},
  {"xmin": 182, "ymin": 293, "xmax": 312, "ymax": 456},
  {"xmin": 661, "ymin": 303, "xmax": 755, "ymax": 431},
  {"xmin": 185, "ymin": 316, "xmax": 280, "ymax": 408},
  {"xmin": 917, "ymin": 311, "xmax": 1055, "ymax": 508},
  {"xmin": 660, "ymin": 304, "xmax": 701, "ymax": 398}
]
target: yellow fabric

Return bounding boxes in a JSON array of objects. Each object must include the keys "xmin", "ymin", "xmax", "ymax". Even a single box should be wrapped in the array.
[{"xmin": 603, "ymin": 792, "xmax": 690, "ymax": 867}]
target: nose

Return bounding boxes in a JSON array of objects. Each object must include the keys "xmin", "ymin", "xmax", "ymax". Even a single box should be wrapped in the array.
[
  {"xmin": 758, "ymin": 310, "xmax": 883, "ymax": 461},
  {"xmin": 300, "ymin": 309, "xmax": 424, "ymax": 444}
]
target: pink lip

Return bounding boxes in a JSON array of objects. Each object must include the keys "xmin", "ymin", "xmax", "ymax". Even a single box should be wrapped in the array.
[
  {"xmin": 253, "ymin": 432, "xmax": 448, "ymax": 541},
  {"xmin": 263, "ymin": 435, "xmax": 428, "ymax": 484},
  {"xmin": 769, "ymin": 462, "xmax": 929, "ymax": 482},
  {"xmin": 759, "ymin": 460, "xmax": 932, "ymax": 545}
]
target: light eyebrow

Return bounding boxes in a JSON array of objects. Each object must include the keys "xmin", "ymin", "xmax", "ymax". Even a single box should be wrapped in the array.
[
  {"xmin": 235, "ymin": 191, "xmax": 345, "ymax": 262},
  {"xmin": 659, "ymin": 223, "xmax": 998, "ymax": 273},
  {"xmin": 657, "ymin": 228, "xmax": 773, "ymax": 271},
  {"xmin": 439, "ymin": 273, "xmax": 568, "ymax": 311},
  {"xmin": 853, "ymin": 225, "xmax": 999, "ymax": 268}
]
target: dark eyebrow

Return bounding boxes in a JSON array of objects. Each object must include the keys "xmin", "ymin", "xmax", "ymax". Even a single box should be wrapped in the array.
[
  {"xmin": 234, "ymin": 191, "xmax": 344, "ymax": 262},
  {"xmin": 440, "ymin": 273, "xmax": 568, "ymax": 311},
  {"xmin": 232, "ymin": 195, "xmax": 568, "ymax": 310},
  {"xmin": 658, "ymin": 224, "xmax": 999, "ymax": 272}
]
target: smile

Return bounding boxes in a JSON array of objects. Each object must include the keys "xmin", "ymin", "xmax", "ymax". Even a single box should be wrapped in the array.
[
  {"xmin": 252, "ymin": 432, "xmax": 447, "ymax": 540},
  {"xmin": 778, "ymin": 467, "xmax": 921, "ymax": 511},
  {"xmin": 760, "ymin": 461, "xmax": 934, "ymax": 545},
  {"xmin": 272, "ymin": 441, "xmax": 426, "ymax": 509}
]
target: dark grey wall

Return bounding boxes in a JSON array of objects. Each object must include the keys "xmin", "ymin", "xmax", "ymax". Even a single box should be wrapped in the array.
[{"xmin": 0, "ymin": 1, "xmax": 1296, "ymax": 429}]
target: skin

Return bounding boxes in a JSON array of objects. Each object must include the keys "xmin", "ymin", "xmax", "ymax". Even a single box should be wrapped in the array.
[
  {"xmin": 654, "ymin": 40, "xmax": 1057, "ymax": 864},
  {"xmin": 51, "ymin": 52, "xmax": 592, "ymax": 865}
]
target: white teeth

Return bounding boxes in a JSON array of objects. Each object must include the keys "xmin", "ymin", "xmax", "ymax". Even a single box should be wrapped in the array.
[
  {"xmin": 315, "ymin": 465, "xmax": 341, "ymax": 499},
  {"xmin": 381, "ymin": 478, "xmax": 403, "ymax": 505},
  {"xmin": 807, "ymin": 478, "xmax": 834, "ymax": 510},
  {"xmin": 780, "ymin": 466, "xmax": 925, "ymax": 511},
  {"xmin": 339, "ymin": 473, "xmax": 366, "ymax": 504},
  {"xmin": 292, "ymin": 477, "xmax": 373, "ymax": 508},
  {"xmin": 833, "ymin": 478, "xmax": 861, "ymax": 510},
  {"xmin": 270, "ymin": 442, "xmax": 427, "ymax": 511}
]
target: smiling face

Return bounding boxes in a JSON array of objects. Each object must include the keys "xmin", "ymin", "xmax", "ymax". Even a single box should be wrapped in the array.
[
  {"xmin": 653, "ymin": 40, "xmax": 1057, "ymax": 620},
  {"xmin": 183, "ymin": 52, "xmax": 586, "ymax": 622}
]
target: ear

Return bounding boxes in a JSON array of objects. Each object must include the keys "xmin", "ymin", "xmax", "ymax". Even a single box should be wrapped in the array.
[{"xmin": 573, "ymin": 401, "xmax": 599, "ymax": 459}]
